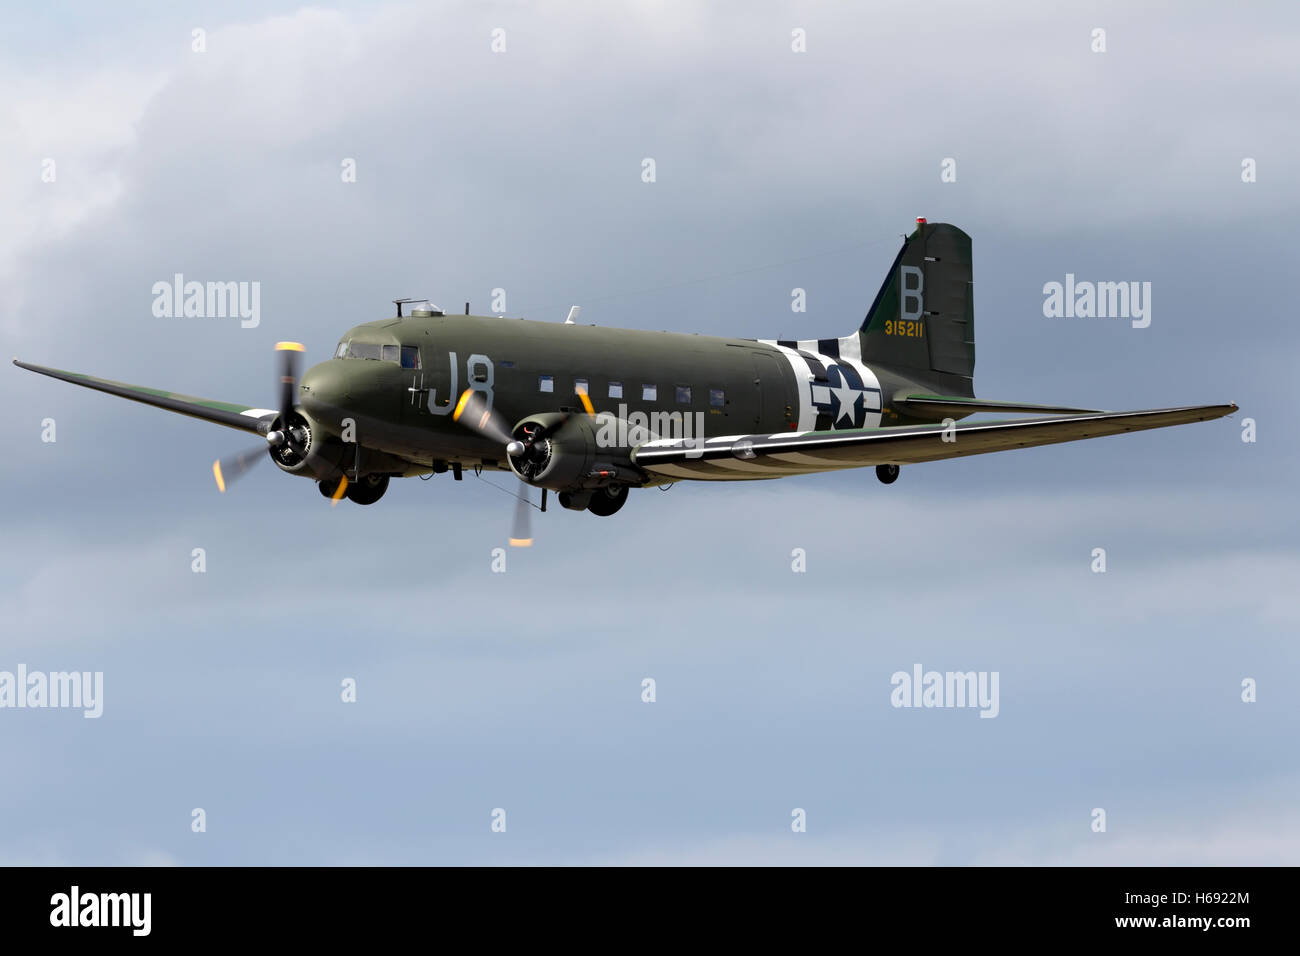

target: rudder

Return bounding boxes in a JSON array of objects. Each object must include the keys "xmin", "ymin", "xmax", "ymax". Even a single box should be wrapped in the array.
[{"xmin": 860, "ymin": 220, "xmax": 975, "ymax": 397}]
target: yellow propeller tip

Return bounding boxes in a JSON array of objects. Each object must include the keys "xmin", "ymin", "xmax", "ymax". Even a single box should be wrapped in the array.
[
  {"xmin": 578, "ymin": 390, "xmax": 594, "ymax": 416},
  {"xmin": 275, "ymin": 341, "xmax": 305, "ymax": 352},
  {"xmin": 212, "ymin": 461, "xmax": 226, "ymax": 493},
  {"xmin": 452, "ymin": 389, "xmax": 474, "ymax": 421},
  {"xmin": 509, "ymin": 538, "xmax": 533, "ymax": 548}
]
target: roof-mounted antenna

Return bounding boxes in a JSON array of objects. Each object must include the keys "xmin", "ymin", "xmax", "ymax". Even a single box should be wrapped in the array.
[{"xmin": 393, "ymin": 297, "xmax": 443, "ymax": 318}]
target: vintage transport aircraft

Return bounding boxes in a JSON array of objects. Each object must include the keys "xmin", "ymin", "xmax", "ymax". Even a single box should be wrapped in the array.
[{"xmin": 14, "ymin": 220, "xmax": 1235, "ymax": 544}]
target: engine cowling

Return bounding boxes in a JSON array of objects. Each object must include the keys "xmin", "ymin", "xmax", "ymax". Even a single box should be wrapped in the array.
[
  {"xmin": 507, "ymin": 412, "xmax": 638, "ymax": 492},
  {"xmin": 268, "ymin": 411, "xmax": 349, "ymax": 480}
]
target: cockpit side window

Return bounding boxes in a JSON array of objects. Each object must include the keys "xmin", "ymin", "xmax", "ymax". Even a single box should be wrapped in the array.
[{"xmin": 338, "ymin": 339, "xmax": 414, "ymax": 364}]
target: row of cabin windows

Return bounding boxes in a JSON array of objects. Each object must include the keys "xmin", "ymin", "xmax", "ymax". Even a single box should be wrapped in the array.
[
  {"xmin": 330, "ymin": 346, "xmax": 722, "ymax": 408},
  {"xmin": 539, "ymin": 375, "xmax": 724, "ymax": 407},
  {"xmin": 335, "ymin": 341, "xmax": 421, "ymax": 369}
]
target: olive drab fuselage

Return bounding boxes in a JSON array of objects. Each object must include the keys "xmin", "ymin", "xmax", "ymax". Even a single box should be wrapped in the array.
[{"xmin": 297, "ymin": 313, "xmax": 814, "ymax": 485}]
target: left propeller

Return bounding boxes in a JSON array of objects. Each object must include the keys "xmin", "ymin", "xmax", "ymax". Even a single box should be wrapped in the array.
[
  {"xmin": 213, "ymin": 342, "xmax": 306, "ymax": 493},
  {"xmin": 452, "ymin": 386, "xmax": 594, "ymax": 464},
  {"xmin": 451, "ymin": 387, "xmax": 594, "ymax": 547},
  {"xmin": 451, "ymin": 388, "xmax": 516, "ymax": 447},
  {"xmin": 452, "ymin": 388, "xmax": 539, "ymax": 545}
]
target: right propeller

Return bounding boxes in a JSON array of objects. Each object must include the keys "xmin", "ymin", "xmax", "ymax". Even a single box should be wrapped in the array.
[{"xmin": 212, "ymin": 341, "xmax": 308, "ymax": 493}]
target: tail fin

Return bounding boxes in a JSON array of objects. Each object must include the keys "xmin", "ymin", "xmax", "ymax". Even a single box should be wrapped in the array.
[{"xmin": 860, "ymin": 220, "xmax": 975, "ymax": 397}]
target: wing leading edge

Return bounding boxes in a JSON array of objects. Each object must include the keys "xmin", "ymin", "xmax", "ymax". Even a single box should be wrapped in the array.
[
  {"xmin": 13, "ymin": 359, "xmax": 275, "ymax": 434},
  {"xmin": 631, "ymin": 404, "xmax": 1238, "ymax": 481}
]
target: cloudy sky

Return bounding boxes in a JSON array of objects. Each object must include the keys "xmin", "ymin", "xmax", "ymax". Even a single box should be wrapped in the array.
[{"xmin": 2, "ymin": 0, "xmax": 1297, "ymax": 865}]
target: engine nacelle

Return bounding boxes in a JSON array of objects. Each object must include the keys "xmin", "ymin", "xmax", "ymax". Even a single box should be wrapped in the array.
[
  {"xmin": 268, "ymin": 411, "xmax": 447, "ymax": 482},
  {"xmin": 268, "ymin": 411, "xmax": 349, "ymax": 480},
  {"xmin": 507, "ymin": 412, "xmax": 638, "ymax": 492}
]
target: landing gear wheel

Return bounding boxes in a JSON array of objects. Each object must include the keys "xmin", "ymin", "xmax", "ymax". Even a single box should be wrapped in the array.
[
  {"xmin": 587, "ymin": 484, "xmax": 628, "ymax": 517},
  {"xmin": 318, "ymin": 476, "xmax": 344, "ymax": 499},
  {"xmin": 346, "ymin": 474, "xmax": 389, "ymax": 505},
  {"xmin": 876, "ymin": 464, "xmax": 900, "ymax": 485},
  {"xmin": 557, "ymin": 490, "xmax": 592, "ymax": 511}
]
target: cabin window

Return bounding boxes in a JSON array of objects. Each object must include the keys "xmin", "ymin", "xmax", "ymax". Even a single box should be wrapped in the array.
[
  {"xmin": 574, "ymin": 378, "xmax": 589, "ymax": 395},
  {"xmin": 608, "ymin": 381, "xmax": 623, "ymax": 399},
  {"xmin": 710, "ymin": 388, "xmax": 725, "ymax": 407},
  {"xmin": 400, "ymin": 346, "xmax": 420, "ymax": 369},
  {"xmin": 675, "ymin": 385, "xmax": 692, "ymax": 404},
  {"xmin": 382, "ymin": 345, "xmax": 399, "ymax": 363},
  {"xmin": 539, "ymin": 374, "xmax": 554, "ymax": 393},
  {"xmin": 642, "ymin": 384, "xmax": 657, "ymax": 401}
]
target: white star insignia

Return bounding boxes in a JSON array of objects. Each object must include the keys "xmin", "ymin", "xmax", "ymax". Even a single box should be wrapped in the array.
[{"xmin": 829, "ymin": 378, "xmax": 859, "ymax": 424}]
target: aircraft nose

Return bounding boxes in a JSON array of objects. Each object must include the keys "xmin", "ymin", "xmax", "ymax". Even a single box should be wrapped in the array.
[{"xmin": 298, "ymin": 361, "xmax": 350, "ymax": 423}]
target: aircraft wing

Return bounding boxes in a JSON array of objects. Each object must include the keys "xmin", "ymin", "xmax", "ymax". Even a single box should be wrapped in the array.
[
  {"xmin": 630, "ymin": 404, "xmax": 1238, "ymax": 481},
  {"xmin": 13, "ymin": 359, "xmax": 276, "ymax": 434},
  {"xmin": 892, "ymin": 394, "xmax": 1105, "ymax": 417}
]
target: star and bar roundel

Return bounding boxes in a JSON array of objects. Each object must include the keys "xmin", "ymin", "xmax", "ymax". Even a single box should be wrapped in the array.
[{"xmin": 809, "ymin": 362, "xmax": 881, "ymax": 428}]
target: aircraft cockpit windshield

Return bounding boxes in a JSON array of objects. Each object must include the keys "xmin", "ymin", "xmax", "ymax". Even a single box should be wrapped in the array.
[{"xmin": 335, "ymin": 340, "xmax": 421, "ymax": 369}]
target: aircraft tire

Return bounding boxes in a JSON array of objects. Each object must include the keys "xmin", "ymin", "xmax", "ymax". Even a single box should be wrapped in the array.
[
  {"xmin": 587, "ymin": 484, "xmax": 628, "ymax": 517},
  {"xmin": 346, "ymin": 474, "xmax": 389, "ymax": 505}
]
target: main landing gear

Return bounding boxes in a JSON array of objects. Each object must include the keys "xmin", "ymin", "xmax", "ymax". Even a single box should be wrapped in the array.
[
  {"xmin": 319, "ymin": 474, "xmax": 390, "ymax": 505},
  {"xmin": 557, "ymin": 484, "xmax": 630, "ymax": 517},
  {"xmin": 586, "ymin": 483, "xmax": 629, "ymax": 517},
  {"xmin": 876, "ymin": 464, "xmax": 900, "ymax": 485}
]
